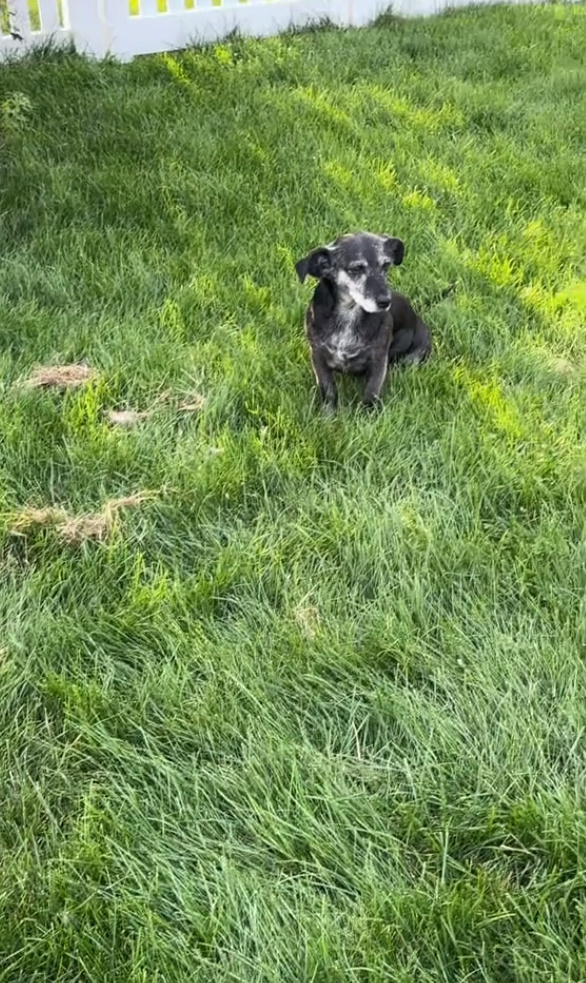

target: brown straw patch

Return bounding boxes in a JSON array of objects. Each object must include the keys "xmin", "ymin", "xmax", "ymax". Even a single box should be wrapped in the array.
[
  {"xmin": 8, "ymin": 492, "xmax": 157, "ymax": 544},
  {"xmin": 177, "ymin": 392, "xmax": 206, "ymax": 413},
  {"xmin": 8, "ymin": 506, "xmax": 68, "ymax": 535},
  {"xmin": 58, "ymin": 512, "xmax": 111, "ymax": 544},
  {"xmin": 104, "ymin": 409, "xmax": 152, "ymax": 427},
  {"xmin": 21, "ymin": 364, "xmax": 97, "ymax": 390}
]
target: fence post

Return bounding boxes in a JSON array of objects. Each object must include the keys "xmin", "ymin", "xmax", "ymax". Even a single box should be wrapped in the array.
[{"xmin": 63, "ymin": 0, "xmax": 111, "ymax": 57}]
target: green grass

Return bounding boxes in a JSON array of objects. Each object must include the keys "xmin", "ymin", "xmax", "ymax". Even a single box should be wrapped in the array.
[{"xmin": 1, "ymin": 4, "xmax": 586, "ymax": 980}]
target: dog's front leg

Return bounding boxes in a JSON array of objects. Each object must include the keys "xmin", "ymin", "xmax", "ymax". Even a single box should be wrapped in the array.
[
  {"xmin": 311, "ymin": 350, "xmax": 338, "ymax": 414},
  {"xmin": 363, "ymin": 357, "xmax": 389, "ymax": 410}
]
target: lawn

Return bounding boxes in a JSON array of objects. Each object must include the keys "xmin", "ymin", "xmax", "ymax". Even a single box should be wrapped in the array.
[{"xmin": 1, "ymin": 4, "xmax": 586, "ymax": 980}]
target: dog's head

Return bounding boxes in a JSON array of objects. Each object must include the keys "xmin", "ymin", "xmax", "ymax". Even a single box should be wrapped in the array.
[{"xmin": 295, "ymin": 232, "xmax": 404, "ymax": 313}]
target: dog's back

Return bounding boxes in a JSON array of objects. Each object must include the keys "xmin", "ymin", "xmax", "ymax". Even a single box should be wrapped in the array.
[{"xmin": 388, "ymin": 293, "xmax": 432, "ymax": 366}]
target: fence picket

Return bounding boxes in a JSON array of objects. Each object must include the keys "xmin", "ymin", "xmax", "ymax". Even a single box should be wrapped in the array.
[
  {"xmin": 38, "ymin": 0, "xmax": 62, "ymax": 32},
  {"xmin": 139, "ymin": 0, "xmax": 160, "ymax": 15},
  {"xmin": 5, "ymin": 0, "xmax": 32, "ymax": 40},
  {"xmin": 63, "ymin": 0, "xmax": 109, "ymax": 56}
]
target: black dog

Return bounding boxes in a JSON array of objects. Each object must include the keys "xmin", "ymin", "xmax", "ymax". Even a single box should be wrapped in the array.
[{"xmin": 296, "ymin": 232, "xmax": 432, "ymax": 412}]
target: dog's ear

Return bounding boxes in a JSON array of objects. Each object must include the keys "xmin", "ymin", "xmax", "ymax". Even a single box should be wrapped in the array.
[
  {"xmin": 382, "ymin": 236, "xmax": 405, "ymax": 267},
  {"xmin": 295, "ymin": 247, "xmax": 332, "ymax": 284}
]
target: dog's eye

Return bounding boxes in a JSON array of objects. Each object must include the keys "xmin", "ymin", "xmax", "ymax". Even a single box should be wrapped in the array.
[{"xmin": 348, "ymin": 265, "xmax": 366, "ymax": 276}]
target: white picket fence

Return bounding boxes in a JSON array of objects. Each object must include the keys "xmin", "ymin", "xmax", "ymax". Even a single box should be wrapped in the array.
[
  {"xmin": 6, "ymin": 1, "xmax": 357, "ymax": 61},
  {"xmin": 0, "ymin": 0, "xmax": 539, "ymax": 62}
]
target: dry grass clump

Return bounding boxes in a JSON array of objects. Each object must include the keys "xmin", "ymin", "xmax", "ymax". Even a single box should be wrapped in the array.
[
  {"xmin": 20, "ymin": 364, "xmax": 97, "ymax": 390},
  {"xmin": 7, "ymin": 493, "xmax": 156, "ymax": 543}
]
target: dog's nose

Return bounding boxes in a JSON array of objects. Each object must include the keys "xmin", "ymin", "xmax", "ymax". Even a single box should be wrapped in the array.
[{"xmin": 376, "ymin": 292, "xmax": 392, "ymax": 310}]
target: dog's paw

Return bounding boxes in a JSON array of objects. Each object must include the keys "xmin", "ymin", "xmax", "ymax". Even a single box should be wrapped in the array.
[
  {"xmin": 401, "ymin": 349, "xmax": 430, "ymax": 367},
  {"xmin": 362, "ymin": 397, "xmax": 383, "ymax": 413}
]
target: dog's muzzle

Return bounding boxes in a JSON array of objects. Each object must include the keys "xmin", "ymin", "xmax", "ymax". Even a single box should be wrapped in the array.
[
  {"xmin": 366, "ymin": 276, "xmax": 392, "ymax": 312},
  {"xmin": 375, "ymin": 292, "xmax": 392, "ymax": 312}
]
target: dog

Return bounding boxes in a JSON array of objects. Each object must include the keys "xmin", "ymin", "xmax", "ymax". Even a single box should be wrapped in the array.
[{"xmin": 295, "ymin": 232, "xmax": 432, "ymax": 412}]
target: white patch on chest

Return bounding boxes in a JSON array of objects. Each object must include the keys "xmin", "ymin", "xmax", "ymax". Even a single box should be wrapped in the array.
[{"xmin": 325, "ymin": 302, "xmax": 362, "ymax": 369}]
